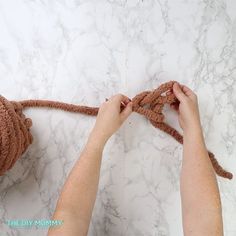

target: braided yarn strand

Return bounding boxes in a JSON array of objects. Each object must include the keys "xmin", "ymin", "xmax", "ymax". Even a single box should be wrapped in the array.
[
  {"xmin": 132, "ymin": 81, "xmax": 232, "ymax": 180},
  {"xmin": 0, "ymin": 81, "xmax": 233, "ymax": 179}
]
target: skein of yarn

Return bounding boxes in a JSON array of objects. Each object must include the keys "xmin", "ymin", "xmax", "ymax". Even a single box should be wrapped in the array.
[{"xmin": 0, "ymin": 81, "xmax": 233, "ymax": 179}]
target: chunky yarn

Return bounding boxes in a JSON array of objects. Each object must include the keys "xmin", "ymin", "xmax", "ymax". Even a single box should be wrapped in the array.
[{"xmin": 0, "ymin": 81, "xmax": 233, "ymax": 179}]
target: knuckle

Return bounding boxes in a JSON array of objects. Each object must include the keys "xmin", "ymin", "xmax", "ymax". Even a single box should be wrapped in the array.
[
  {"xmin": 111, "ymin": 93, "xmax": 123, "ymax": 100},
  {"xmin": 192, "ymin": 94, "xmax": 198, "ymax": 102},
  {"xmin": 183, "ymin": 98, "xmax": 191, "ymax": 106},
  {"xmin": 181, "ymin": 96, "xmax": 188, "ymax": 103}
]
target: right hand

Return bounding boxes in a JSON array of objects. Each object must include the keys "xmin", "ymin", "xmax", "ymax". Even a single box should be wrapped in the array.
[{"xmin": 168, "ymin": 82, "xmax": 202, "ymax": 132}]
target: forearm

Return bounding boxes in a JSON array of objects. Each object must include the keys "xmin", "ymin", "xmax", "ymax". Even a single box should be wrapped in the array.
[
  {"xmin": 48, "ymin": 129, "xmax": 106, "ymax": 236},
  {"xmin": 180, "ymin": 125, "xmax": 223, "ymax": 235}
]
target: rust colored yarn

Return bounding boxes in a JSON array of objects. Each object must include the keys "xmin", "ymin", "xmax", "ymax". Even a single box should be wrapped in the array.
[{"xmin": 0, "ymin": 81, "xmax": 233, "ymax": 179}]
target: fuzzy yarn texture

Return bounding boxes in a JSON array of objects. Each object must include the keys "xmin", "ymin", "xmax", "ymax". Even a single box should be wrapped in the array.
[{"xmin": 0, "ymin": 81, "xmax": 233, "ymax": 179}]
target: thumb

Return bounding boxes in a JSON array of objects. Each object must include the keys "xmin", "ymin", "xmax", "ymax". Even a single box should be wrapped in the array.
[
  {"xmin": 173, "ymin": 82, "xmax": 186, "ymax": 102},
  {"xmin": 120, "ymin": 102, "xmax": 133, "ymax": 122}
]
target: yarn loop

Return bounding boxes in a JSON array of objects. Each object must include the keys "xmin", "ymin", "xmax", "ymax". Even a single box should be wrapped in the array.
[{"xmin": 0, "ymin": 81, "xmax": 233, "ymax": 179}]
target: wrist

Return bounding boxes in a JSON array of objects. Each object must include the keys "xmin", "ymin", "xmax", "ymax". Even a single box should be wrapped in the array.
[
  {"xmin": 88, "ymin": 128, "xmax": 108, "ymax": 149},
  {"xmin": 183, "ymin": 120, "xmax": 203, "ymax": 136},
  {"xmin": 183, "ymin": 118, "xmax": 202, "ymax": 134},
  {"xmin": 183, "ymin": 124, "xmax": 206, "ymax": 147}
]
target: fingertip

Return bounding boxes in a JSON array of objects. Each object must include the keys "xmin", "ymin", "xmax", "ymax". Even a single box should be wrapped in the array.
[
  {"xmin": 127, "ymin": 102, "xmax": 133, "ymax": 111},
  {"xmin": 172, "ymin": 82, "xmax": 188, "ymax": 102},
  {"xmin": 173, "ymin": 82, "xmax": 181, "ymax": 93},
  {"xmin": 173, "ymin": 82, "xmax": 180, "ymax": 90},
  {"xmin": 121, "ymin": 95, "xmax": 132, "ymax": 105},
  {"xmin": 121, "ymin": 103, "xmax": 133, "ymax": 121},
  {"xmin": 182, "ymin": 85, "xmax": 195, "ymax": 97},
  {"xmin": 123, "ymin": 101, "xmax": 132, "ymax": 111}
]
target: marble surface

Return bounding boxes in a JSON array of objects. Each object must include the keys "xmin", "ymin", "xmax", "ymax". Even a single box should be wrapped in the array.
[{"xmin": 0, "ymin": 0, "xmax": 236, "ymax": 235}]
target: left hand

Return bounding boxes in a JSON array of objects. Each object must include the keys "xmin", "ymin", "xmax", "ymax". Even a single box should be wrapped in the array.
[{"xmin": 91, "ymin": 94, "xmax": 133, "ymax": 144}]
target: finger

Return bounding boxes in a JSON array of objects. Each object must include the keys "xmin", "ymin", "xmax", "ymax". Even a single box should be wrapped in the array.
[
  {"xmin": 120, "ymin": 101, "xmax": 126, "ymax": 107},
  {"xmin": 111, "ymin": 94, "xmax": 131, "ymax": 104},
  {"xmin": 109, "ymin": 94, "xmax": 131, "ymax": 113},
  {"xmin": 122, "ymin": 97, "xmax": 131, "ymax": 105},
  {"xmin": 170, "ymin": 103, "xmax": 179, "ymax": 112},
  {"xmin": 181, "ymin": 85, "xmax": 195, "ymax": 97},
  {"xmin": 120, "ymin": 101, "xmax": 128, "ymax": 112},
  {"xmin": 119, "ymin": 96, "xmax": 131, "ymax": 105},
  {"xmin": 120, "ymin": 102, "xmax": 133, "ymax": 122},
  {"xmin": 166, "ymin": 91, "xmax": 172, "ymax": 96},
  {"xmin": 172, "ymin": 82, "xmax": 187, "ymax": 102}
]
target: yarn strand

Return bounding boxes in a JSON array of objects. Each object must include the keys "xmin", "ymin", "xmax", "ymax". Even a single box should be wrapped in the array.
[
  {"xmin": 19, "ymin": 99, "xmax": 99, "ymax": 116},
  {"xmin": 0, "ymin": 80, "xmax": 233, "ymax": 179}
]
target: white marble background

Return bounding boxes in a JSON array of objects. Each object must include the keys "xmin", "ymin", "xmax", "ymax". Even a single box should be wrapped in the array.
[{"xmin": 0, "ymin": 0, "xmax": 236, "ymax": 235}]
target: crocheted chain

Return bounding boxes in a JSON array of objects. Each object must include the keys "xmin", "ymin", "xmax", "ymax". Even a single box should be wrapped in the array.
[{"xmin": 0, "ymin": 81, "xmax": 233, "ymax": 179}]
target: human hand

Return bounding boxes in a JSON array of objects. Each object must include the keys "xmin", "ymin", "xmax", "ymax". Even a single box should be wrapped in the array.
[
  {"xmin": 91, "ymin": 94, "xmax": 133, "ymax": 145},
  {"xmin": 168, "ymin": 82, "xmax": 202, "ymax": 133}
]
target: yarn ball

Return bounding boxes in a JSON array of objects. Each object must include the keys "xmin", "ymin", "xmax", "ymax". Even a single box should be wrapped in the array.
[{"xmin": 0, "ymin": 95, "xmax": 33, "ymax": 175}]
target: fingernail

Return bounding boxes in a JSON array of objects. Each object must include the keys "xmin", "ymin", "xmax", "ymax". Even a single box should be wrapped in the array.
[{"xmin": 121, "ymin": 101, "xmax": 126, "ymax": 106}]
